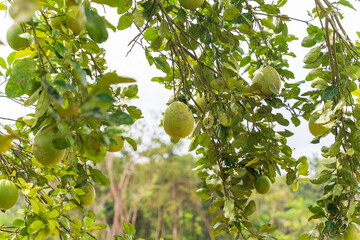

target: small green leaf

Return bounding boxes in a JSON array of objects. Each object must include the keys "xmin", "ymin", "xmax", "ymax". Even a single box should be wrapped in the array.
[
  {"xmin": 5, "ymin": 59, "xmax": 37, "ymax": 98},
  {"xmin": 322, "ymin": 86, "xmax": 338, "ymax": 100},
  {"xmin": 89, "ymin": 167, "xmax": 110, "ymax": 186},
  {"xmin": 118, "ymin": 13, "xmax": 133, "ymax": 30},
  {"xmin": 158, "ymin": 20, "xmax": 169, "ymax": 38}
]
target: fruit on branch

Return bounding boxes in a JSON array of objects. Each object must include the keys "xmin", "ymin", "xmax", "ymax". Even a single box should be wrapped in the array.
[
  {"xmin": 178, "ymin": 0, "xmax": 204, "ymax": 10},
  {"xmin": 85, "ymin": 8, "xmax": 108, "ymax": 43},
  {"xmin": 49, "ymin": 12, "xmax": 65, "ymax": 30},
  {"xmin": 6, "ymin": 24, "xmax": 27, "ymax": 51},
  {"xmin": 108, "ymin": 136, "xmax": 124, "ymax": 152},
  {"xmin": 67, "ymin": 7, "xmax": 86, "ymax": 36},
  {"xmin": 76, "ymin": 183, "xmax": 96, "ymax": 206},
  {"xmin": 344, "ymin": 223, "xmax": 360, "ymax": 240},
  {"xmin": 163, "ymin": 101, "xmax": 194, "ymax": 138},
  {"xmin": 33, "ymin": 125, "xmax": 66, "ymax": 167},
  {"xmin": 308, "ymin": 112, "xmax": 330, "ymax": 137},
  {"xmin": 252, "ymin": 66, "xmax": 281, "ymax": 96},
  {"xmin": 255, "ymin": 175, "xmax": 271, "ymax": 194},
  {"xmin": 0, "ymin": 179, "xmax": 18, "ymax": 210}
]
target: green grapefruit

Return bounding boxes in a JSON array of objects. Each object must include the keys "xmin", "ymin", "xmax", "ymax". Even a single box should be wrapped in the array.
[
  {"xmin": 108, "ymin": 136, "xmax": 124, "ymax": 152},
  {"xmin": 344, "ymin": 223, "xmax": 360, "ymax": 240},
  {"xmin": 76, "ymin": 183, "xmax": 96, "ymax": 206},
  {"xmin": 67, "ymin": 7, "xmax": 86, "ymax": 36},
  {"xmin": 33, "ymin": 125, "xmax": 66, "ymax": 167},
  {"xmin": 308, "ymin": 112, "xmax": 330, "ymax": 137},
  {"xmin": 255, "ymin": 175, "xmax": 271, "ymax": 194},
  {"xmin": 6, "ymin": 24, "xmax": 27, "ymax": 51},
  {"xmin": 252, "ymin": 66, "xmax": 281, "ymax": 96},
  {"xmin": 49, "ymin": 12, "xmax": 65, "ymax": 30},
  {"xmin": 179, "ymin": 0, "xmax": 204, "ymax": 10},
  {"xmin": 0, "ymin": 179, "xmax": 18, "ymax": 210},
  {"xmin": 163, "ymin": 101, "xmax": 194, "ymax": 138}
]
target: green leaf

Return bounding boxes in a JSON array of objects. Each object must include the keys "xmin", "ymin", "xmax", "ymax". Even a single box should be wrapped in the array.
[
  {"xmin": 83, "ymin": 217, "xmax": 94, "ymax": 228},
  {"xmin": 84, "ymin": 42, "xmax": 101, "ymax": 54},
  {"xmin": 243, "ymin": 200, "xmax": 256, "ymax": 218},
  {"xmin": 223, "ymin": 5, "xmax": 240, "ymax": 21},
  {"xmin": 118, "ymin": 0, "xmax": 132, "ymax": 14},
  {"xmin": 87, "ymin": 223, "xmax": 108, "ymax": 231},
  {"xmin": 0, "ymin": 57, "xmax": 6, "ymax": 69},
  {"xmin": 224, "ymin": 198, "xmax": 235, "ymax": 221},
  {"xmin": 5, "ymin": 59, "xmax": 37, "ymax": 98},
  {"xmin": 108, "ymin": 110, "xmax": 134, "ymax": 125},
  {"xmin": 337, "ymin": 0, "xmax": 355, "ymax": 10},
  {"xmin": 89, "ymin": 167, "xmax": 110, "ymax": 186},
  {"xmin": 206, "ymin": 174, "xmax": 222, "ymax": 191},
  {"xmin": 310, "ymin": 170, "xmax": 332, "ymax": 184},
  {"xmin": 133, "ymin": 9, "xmax": 145, "ymax": 27},
  {"xmin": 28, "ymin": 220, "xmax": 45, "ymax": 234},
  {"xmin": 210, "ymin": 226, "xmax": 226, "ymax": 238},
  {"xmin": 301, "ymin": 33, "xmax": 317, "ymax": 48},
  {"xmin": 98, "ymin": 72, "xmax": 136, "ymax": 88},
  {"xmin": 158, "ymin": 20, "xmax": 169, "ymax": 38},
  {"xmin": 322, "ymin": 86, "xmax": 338, "ymax": 100},
  {"xmin": 154, "ymin": 57, "xmax": 170, "ymax": 73},
  {"xmin": 35, "ymin": 90, "xmax": 51, "ymax": 119},
  {"xmin": 303, "ymin": 46, "xmax": 322, "ymax": 64},
  {"xmin": 118, "ymin": 13, "xmax": 133, "ymax": 30},
  {"xmin": 125, "ymin": 137, "xmax": 137, "ymax": 151}
]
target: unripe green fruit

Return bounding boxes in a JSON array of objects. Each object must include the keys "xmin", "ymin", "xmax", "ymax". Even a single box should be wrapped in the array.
[
  {"xmin": 308, "ymin": 112, "xmax": 329, "ymax": 137},
  {"xmin": 163, "ymin": 101, "xmax": 194, "ymax": 138},
  {"xmin": 252, "ymin": 66, "xmax": 281, "ymax": 96},
  {"xmin": 179, "ymin": 0, "xmax": 204, "ymax": 10},
  {"xmin": 6, "ymin": 24, "xmax": 27, "ymax": 51},
  {"xmin": 67, "ymin": 7, "xmax": 86, "ymax": 36},
  {"xmin": 0, "ymin": 179, "xmax": 18, "ymax": 210},
  {"xmin": 76, "ymin": 183, "xmax": 96, "ymax": 206},
  {"xmin": 49, "ymin": 12, "xmax": 64, "ymax": 30},
  {"xmin": 255, "ymin": 175, "xmax": 271, "ymax": 194},
  {"xmin": 33, "ymin": 125, "xmax": 66, "ymax": 167},
  {"xmin": 108, "ymin": 136, "xmax": 124, "ymax": 152},
  {"xmin": 344, "ymin": 223, "xmax": 360, "ymax": 240}
]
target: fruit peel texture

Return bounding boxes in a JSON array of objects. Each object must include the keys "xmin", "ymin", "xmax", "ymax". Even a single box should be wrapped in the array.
[
  {"xmin": 33, "ymin": 125, "xmax": 66, "ymax": 167},
  {"xmin": 0, "ymin": 179, "xmax": 18, "ymax": 210},
  {"xmin": 163, "ymin": 101, "xmax": 194, "ymax": 138},
  {"xmin": 252, "ymin": 66, "xmax": 281, "ymax": 96}
]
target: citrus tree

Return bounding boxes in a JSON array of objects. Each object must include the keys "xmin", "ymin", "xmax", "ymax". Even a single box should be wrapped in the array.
[{"xmin": 1, "ymin": 0, "xmax": 360, "ymax": 239}]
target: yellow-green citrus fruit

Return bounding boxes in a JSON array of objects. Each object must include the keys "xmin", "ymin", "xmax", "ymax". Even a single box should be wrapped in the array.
[
  {"xmin": 255, "ymin": 175, "xmax": 271, "ymax": 194},
  {"xmin": 67, "ymin": 7, "xmax": 86, "ymax": 36},
  {"xmin": 179, "ymin": 0, "xmax": 204, "ymax": 10},
  {"xmin": 0, "ymin": 179, "xmax": 18, "ymax": 210},
  {"xmin": 163, "ymin": 101, "xmax": 194, "ymax": 138},
  {"xmin": 85, "ymin": 9, "xmax": 108, "ymax": 43},
  {"xmin": 108, "ymin": 136, "xmax": 124, "ymax": 152},
  {"xmin": 33, "ymin": 125, "xmax": 66, "ymax": 167},
  {"xmin": 76, "ymin": 183, "xmax": 96, "ymax": 206},
  {"xmin": 344, "ymin": 223, "xmax": 360, "ymax": 240},
  {"xmin": 252, "ymin": 66, "xmax": 281, "ymax": 96},
  {"xmin": 195, "ymin": 94, "xmax": 205, "ymax": 112},
  {"xmin": 6, "ymin": 24, "xmax": 27, "ymax": 51},
  {"xmin": 308, "ymin": 112, "xmax": 329, "ymax": 137},
  {"xmin": 50, "ymin": 12, "xmax": 64, "ymax": 30}
]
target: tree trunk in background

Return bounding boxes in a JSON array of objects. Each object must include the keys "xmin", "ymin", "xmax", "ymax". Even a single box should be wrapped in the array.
[
  {"xmin": 155, "ymin": 206, "xmax": 162, "ymax": 240},
  {"xmin": 171, "ymin": 184, "xmax": 178, "ymax": 240}
]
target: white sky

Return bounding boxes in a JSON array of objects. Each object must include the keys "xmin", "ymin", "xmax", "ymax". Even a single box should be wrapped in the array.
[{"xmin": 0, "ymin": 0, "xmax": 359, "ymax": 159}]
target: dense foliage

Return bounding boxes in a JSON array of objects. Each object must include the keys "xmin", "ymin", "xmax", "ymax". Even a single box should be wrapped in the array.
[{"xmin": 1, "ymin": 0, "xmax": 360, "ymax": 239}]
